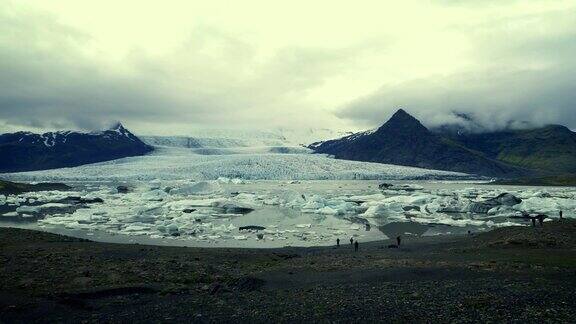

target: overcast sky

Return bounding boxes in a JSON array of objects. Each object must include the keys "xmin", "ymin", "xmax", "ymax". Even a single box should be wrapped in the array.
[{"xmin": 1, "ymin": 0, "xmax": 575, "ymax": 134}]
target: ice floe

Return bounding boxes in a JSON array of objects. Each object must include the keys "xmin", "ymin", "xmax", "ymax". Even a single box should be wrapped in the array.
[{"xmin": 0, "ymin": 180, "xmax": 574, "ymax": 248}]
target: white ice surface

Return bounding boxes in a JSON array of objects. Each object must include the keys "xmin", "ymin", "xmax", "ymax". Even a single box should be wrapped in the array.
[
  {"xmin": 1, "ymin": 180, "xmax": 574, "ymax": 248},
  {"xmin": 3, "ymin": 146, "xmax": 470, "ymax": 182}
]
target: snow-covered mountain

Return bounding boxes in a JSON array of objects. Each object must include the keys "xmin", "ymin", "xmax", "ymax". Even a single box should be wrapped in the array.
[{"xmin": 0, "ymin": 123, "xmax": 153, "ymax": 173}]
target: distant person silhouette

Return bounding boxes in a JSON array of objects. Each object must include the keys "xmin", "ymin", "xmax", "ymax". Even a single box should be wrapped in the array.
[
  {"xmin": 336, "ymin": 238, "xmax": 340, "ymax": 247},
  {"xmin": 396, "ymin": 235, "xmax": 401, "ymax": 246},
  {"xmin": 354, "ymin": 240, "xmax": 359, "ymax": 252},
  {"xmin": 559, "ymin": 210, "xmax": 563, "ymax": 219},
  {"xmin": 537, "ymin": 214, "xmax": 545, "ymax": 226},
  {"xmin": 350, "ymin": 237, "xmax": 354, "ymax": 245}
]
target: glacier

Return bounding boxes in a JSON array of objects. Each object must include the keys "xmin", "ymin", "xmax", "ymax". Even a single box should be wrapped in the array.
[{"xmin": 3, "ymin": 146, "xmax": 471, "ymax": 182}]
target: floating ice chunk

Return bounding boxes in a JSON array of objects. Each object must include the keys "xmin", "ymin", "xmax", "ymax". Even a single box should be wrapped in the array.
[
  {"xmin": 422, "ymin": 202, "xmax": 441, "ymax": 214},
  {"xmin": 347, "ymin": 194, "xmax": 385, "ymax": 202},
  {"xmin": 165, "ymin": 198, "xmax": 225, "ymax": 209},
  {"xmin": 411, "ymin": 216, "xmax": 487, "ymax": 227},
  {"xmin": 362, "ymin": 202, "xmax": 404, "ymax": 217},
  {"xmin": 149, "ymin": 179, "xmax": 162, "ymax": 190},
  {"xmin": 141, "ymin": 189, "xmax": 168, "ymax": 201},
  {"xmin": 349, "ymin": 224, "xmax": 361, "ymax": 230},
  {"xmin": 234, "ymin": 235, "xmax": 248, "ymax": 240},
  {"xmin": 532, "ymin": 191, "xmax": 551, "ymax": 198},
  {"xmin": 263, "ymin": 197, "xmax": 281, "ymax": 205},
  {"xmin": 16, "ymin": 205, "xmax": 39, "ymax": 213},
  {"xmin": 318, "ymin": 206, "xmax": 339, "ymax": 215},
  {"xmin": 2, "ymin": 212, "xmax": 18, "ymax": 217},
  {"xmin": 124, "ymin": 224, "xmax": 152, "ymax": 232},
  {"xmin": 38, "ymin": 203, "xmax": 71, "ymax": 209},
  {"xmin": 380, "ymin": 184, "xmax": 424, "ymax": 192},
  {"xmin": 232, "ymin": 193, "xmax": 260, "ymax": 206},
  {"xmin": 404, "ymin": 210, "xmax": 421, "ymax": 217},
  {"xmin": 515, "ymin": 197, "xmax": 570, "ymax": 215},
  {"xmin": 487, "ymin": 205, "xmax": 514, "ymax": 216},
  {"xmin": 493, "ymin": 221, "xmax": 525, "ymax": 227},
  {"xmin": 295, "ymin": 223, "xmax": 311, "ymax": 228},
  {"xmin": 167, "ymin": 224, "xmax": 179, "ymax": 234},
  {"xmin": 277, "ymin": 189, "xmax": 306, "ymax": 206},
  {"xmin": 171, "ymin": 181, "xmax": 222, "ymax": 195}
]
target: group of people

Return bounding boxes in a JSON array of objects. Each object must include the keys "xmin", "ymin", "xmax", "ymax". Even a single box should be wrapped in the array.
[
  {"xmin": 524, "ymin": 210, "xmax": 564, "ymax": 227},
  {"xmin": 333, "ymin": 210, "xmax": 567, "ymax": 252},
  {"xmin": 336, "ymin": 235, "xmax": 402, "ymax": 251},
  {"xmin": 336, "ymin": 237, "xmax": 359, "ymax": 251}
]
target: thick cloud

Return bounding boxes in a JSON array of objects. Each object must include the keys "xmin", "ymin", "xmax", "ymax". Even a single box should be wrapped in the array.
[
  {"xmin": 338, "ymin": 3, "xmax": 576, "ymax": 131},
  {"xmin": 0, "ymin": 4, "xmax": 367, "ymax": 133},
  {"xmin": 1, "ymin": 1, "xmax": 575, "ymax": 134},
  {"xmin": 338, "ymin": 65, "xmax": 576, "ymax": 131}
]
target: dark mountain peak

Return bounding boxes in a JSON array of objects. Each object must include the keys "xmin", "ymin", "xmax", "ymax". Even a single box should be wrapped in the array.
[
  {"xmin": 106, "ymin": 122, "xmax": 138, "ymax": 140},
  {"xmin": 390, "ymin": 108, "xmax": 412, "ymax": 120},
  {"xmin": 377, "ymin": 109, "xmax": 429, "ymax": 134},
  {"xmin": 109, "ymin": 122, "xmax": 127, "ymax": 132},
  {"xmin": 0, "ymin": 124, "xmax": 153, "ymax": 173}
]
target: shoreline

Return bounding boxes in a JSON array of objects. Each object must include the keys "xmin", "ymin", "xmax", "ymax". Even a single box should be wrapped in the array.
[{"xmin": 1, "ymin": 220, "xmax": 575, "ymax": 322}]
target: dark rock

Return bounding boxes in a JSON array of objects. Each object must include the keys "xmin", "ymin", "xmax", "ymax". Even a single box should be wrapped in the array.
[
  {"xmin": 379, "ymin": 183, "xmax": 393, "ymax": 190},
  {"xmin": 117, "ymin": 186, "xmax": 130, "ymax": 194},
  {"xmin": 183, "ymin": 208, "xmax": 196, "ymax": 213},
  {"xmin": 0, "ymin": 180, "xmax": 71, "ymax": 195},
  {"xmin": 403, "ymin": 206, "xmax": 421, "ymax": 212},
  {"xmin": 239, "ymin": 225, "xmax": 265, "ymax": 231},
  {"xmin": 58, "ymin": 196, "xmax": 104, "ymax": 205}
]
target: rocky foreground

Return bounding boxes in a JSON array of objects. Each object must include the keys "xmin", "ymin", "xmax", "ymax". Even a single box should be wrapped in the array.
[{"xmin": 1, "ymin": 221, "xmax": 575, "ymax": 323}]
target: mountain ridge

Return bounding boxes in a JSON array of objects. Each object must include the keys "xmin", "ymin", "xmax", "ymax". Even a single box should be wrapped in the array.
[
  {"xmin": 0, "ymin": 123, "xmax": 153, "ymax": 173},
  {"xmin": 309, "ymin": 109, "xmax": 571, "ymax": 178}
]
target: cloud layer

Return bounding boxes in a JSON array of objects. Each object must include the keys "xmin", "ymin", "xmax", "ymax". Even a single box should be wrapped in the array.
[
  {"xmin": 338, "ymin": 2, "xmax": 576, "ymax": 131},
  {"xmin": 1, "ymin": 1, "xmax": 575, "ymax": 134}
]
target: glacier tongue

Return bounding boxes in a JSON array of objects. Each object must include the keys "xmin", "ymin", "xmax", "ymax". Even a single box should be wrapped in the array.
[{"xmin": 3, "ymin": 147, "xmax": 472, "ymax": 182}]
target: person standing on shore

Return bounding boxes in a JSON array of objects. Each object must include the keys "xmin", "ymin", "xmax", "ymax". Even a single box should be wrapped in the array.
[
  {"xmin": 396, "ymin": 235, "xmax": 401, "ymax": 246},
  {"xmin": 350, "ymin": 237, "xmax": 354, "ymax": 245},
  {"xmin": 336, "ymin": 238, "xmax": 340, "ymax": 247},
  {"xmin": 537, "ymin": 214, "xmax": 545, "ymax": 227},
  {"xmin": 354, "ymin": 240, "xmax": 359, "ymax": 252},
  {"xmin": 559, "ymin": 210, "xmax": 563, "ymax": 219}
]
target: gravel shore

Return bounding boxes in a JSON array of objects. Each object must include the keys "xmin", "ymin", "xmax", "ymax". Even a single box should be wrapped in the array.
[{"xmin": 1, "ymin": 220, "xmax": 575, "ymax": 323}]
